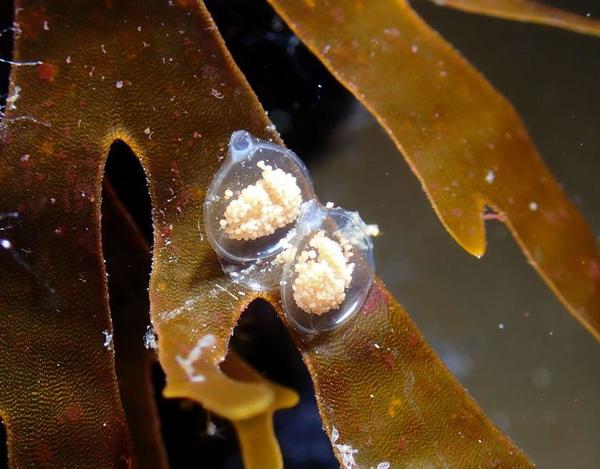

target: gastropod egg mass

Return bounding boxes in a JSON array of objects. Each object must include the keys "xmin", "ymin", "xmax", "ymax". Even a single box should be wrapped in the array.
[
  {"xmin": 205, "ymin": 131, "xmax": 377, "ymax": 331},
  {"xmin": 280, "ymin": 200, "xmax": 376, "ymax": 334},
  {"xmin": 204, "ymin": 131, "xmax": 315, "ymax": 289}
]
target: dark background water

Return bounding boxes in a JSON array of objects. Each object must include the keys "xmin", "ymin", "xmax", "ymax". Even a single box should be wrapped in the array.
[{"xmin": 1, "ymin": 1, "xmax": 599, "ymax": 468}]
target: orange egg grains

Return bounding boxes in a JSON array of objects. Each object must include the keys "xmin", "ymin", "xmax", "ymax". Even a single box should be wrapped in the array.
[
  {"xmin": 205, "ymin": 131, "xmax": 377, "ymax": 332},
  {"xmin": 292, "ymin": 230, "xmax": 354, "ymax": 315},
  {"xmin": 219, "ymin": 161, "xmax": 302, "ymax": 241}
]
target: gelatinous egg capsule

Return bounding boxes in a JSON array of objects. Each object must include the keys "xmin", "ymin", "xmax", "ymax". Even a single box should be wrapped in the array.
[
  {"xmin": 204, "ymin": 130, "xmax": 316, "ymax": 289},
  {"xmin": 280, "ymin": 200, "xmax": 376, "ymax": 334}
]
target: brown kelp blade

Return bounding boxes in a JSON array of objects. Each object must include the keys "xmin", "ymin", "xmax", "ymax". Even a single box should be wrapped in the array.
[
  {"xmin": 0, "ymin": 7, "xmax": 132, "ymax": 468},
  {"xmin": 267, "ymin": 0, "xmax": 600, "ymax": 340},
  {"xmin": 428, "ymin": 0, "xmax": 600, "ymax": 37},
  {"xmin": 1, "ymin": 0, "xmax": 532, "ymax": 466}
]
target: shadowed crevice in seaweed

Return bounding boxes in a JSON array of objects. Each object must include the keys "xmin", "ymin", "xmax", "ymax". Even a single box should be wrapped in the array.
[
  {"xmin": 104, "ymin": 140, "xmax": 154, "ymax": 243},
  {"xmin": 230, "ymin": 299, "xmax": 338, "ymax": 469},
  {"xmin": 0, "ymin": 0, "xmax": 13, "ymax": 113},
  {"xmin": 102, "ymin": 144, "xmax": 167, "ymax": 469},
  {"xmin": 0, "ymin": 418, "xmax": 6, "ymax": 469}
]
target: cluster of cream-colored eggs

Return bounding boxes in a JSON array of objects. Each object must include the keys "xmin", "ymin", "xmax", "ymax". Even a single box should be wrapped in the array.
[
  {"xmin": 205, "ymin": 131, "xmax": 376, "ymax": 332},
  {"xmin": 219, "ymin": 161, "xmax": 302, "ymax": 241},
  {"xmin": 291, "ymin": 230, "xmax": 355, "ymax": 316}
]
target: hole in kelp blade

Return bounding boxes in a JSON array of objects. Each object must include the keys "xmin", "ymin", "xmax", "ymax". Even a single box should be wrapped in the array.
[
  {"xmin": 102, "ymin": 141, "xmax": 167, "ymax": 468},
  {"xmin": 0, "ymin": 0, "xmax": 14, "ymax": 113},
  {"xmin": 0, "ymin": 416, "xmax": 6, "ymax": 469}
]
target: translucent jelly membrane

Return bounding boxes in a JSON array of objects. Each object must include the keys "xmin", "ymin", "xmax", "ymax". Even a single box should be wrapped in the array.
[
  {"xmin": 281, "ymin": 200, "xmax": 376, "ymax": 334},
  {"xmin": 204, "ymin": 130, "xmax": 316, "ymax": 290}
]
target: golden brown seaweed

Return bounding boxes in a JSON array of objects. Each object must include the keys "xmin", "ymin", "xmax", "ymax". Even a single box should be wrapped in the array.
[
  {"xmin": 1, "ymin": 0, "xmax": 586, "ymax": 466},
  {"xmin": 428, "ymin": 0, "xmax": 600, "ymax": 37}
]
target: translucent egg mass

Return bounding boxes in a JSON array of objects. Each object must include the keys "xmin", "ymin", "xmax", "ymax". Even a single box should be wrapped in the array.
[
  {"xmin": 204, "ymin": 130, "xmax": 316, "ymax": 289},
  {"xmin": 280, "ymin": 200, "xmax": 376, "ymax": 334}
]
